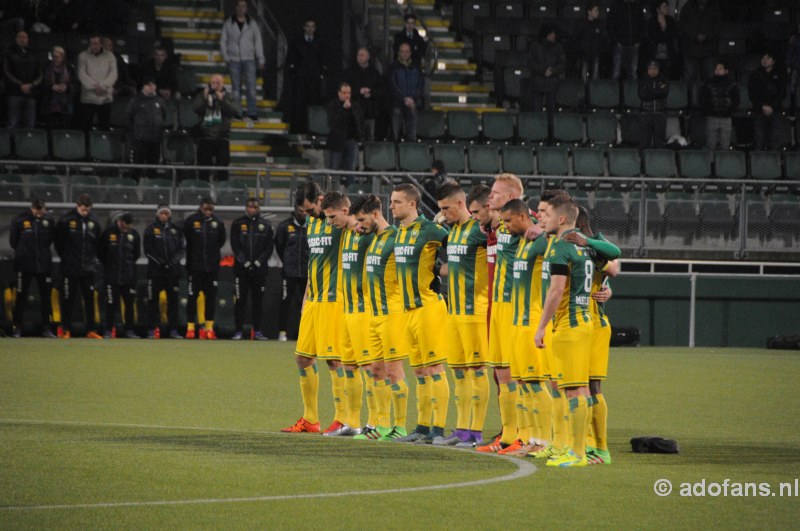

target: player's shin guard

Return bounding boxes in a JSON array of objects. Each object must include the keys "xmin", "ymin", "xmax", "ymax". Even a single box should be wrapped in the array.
[
  {"xmin": 299, "ymin": 364, "xmax": 320, "ymax": 424},
  {"xmin": 522, "ymin": 383, "xmax": 537, "ymax": 443},
  {"xmin": 390, "ymin": 379, "xmax": 409, "ymax": 429},
  {"xmin": 531, "ymin": 382, "xmax": 552, "ymax": 443},
  {"xmin": 551, "ymin": 383, "xmax": 569, "ymax": 451},
  {"xmin": 568, "ymin": 395, "xmax": 589, "ymax": 459},
  {"xmin": 431, "ymin": 372, "xmax": 450, "ymax": 430},
  {"xmin": 415, "ymin": 376, "xmax": 433, "ymax": 432},
  {"xmin": 591, "ymin": 392, "xmax": 608, "ymax": 451},
  {"xmin": 364, "ymin": 370, "xmax": 377, "ymax": 426},
  {"xmin": 344, "ymin": 369, "xmax": 363, "ymax": 429},
  {"xmin": 330, "ymin": 367, "xmax": 346, "ymax": 423},
  {"xmin": 515, "ymin": 384, "xmax": 530, "ymax": 443},
  {"xmin": 373, "ymin": 378, "xmax": 392, "ymax": 427},
  {"xmin": 453, "ymin": 369, "xmax": 472, "ymax": 430},
  {"xmin": 470, "ymin": 369, "xmax": 490, "ymax": 433},
  {"xmin": 499, "ymin": 382, "xmax": 518, "ymax": 445}
]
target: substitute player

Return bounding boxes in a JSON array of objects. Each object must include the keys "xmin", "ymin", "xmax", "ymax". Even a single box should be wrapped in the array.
[{"xmin": 433, "ymin": 182, "xmax": 490, "ymax": 447}]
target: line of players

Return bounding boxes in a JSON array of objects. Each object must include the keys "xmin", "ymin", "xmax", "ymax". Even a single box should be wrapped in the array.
[{"xmin": 282, "ymin": 174, "xmax": 620, "ymax": 467}]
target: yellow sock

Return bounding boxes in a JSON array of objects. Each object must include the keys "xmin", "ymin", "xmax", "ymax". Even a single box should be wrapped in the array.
[
  {"xmin": 568, "ymin": 395, "xmax": 589, "ymax": 459},
  {"xmin": 364, "ymin": 370, "xmax": 377, "ymax": 427},
  {"xmin": 515, "ymin": 384, "xmax": 529, "ymax": 443},
  {"xmin": 415, "ymin": 376, "xmax": 432, "ymax": 429},
  {"xmin": 299, "ymin": 364, "xmax": 319, "ymax": 424},
  {"xmin": 390, "ymin": 378, "xmax": 409, "ymax": 429},
  {"xmin": 470, "ymin": 369, "xmax": 490, "ymax": 432},
  {"xmin": 498, "ymin": 382, "xmax": 518, "ymax": 445},
  {"xmin": 373, "ymin": 379, "xmax": 392, "ymax": 428},
  {"xmin": 431, "ymin": 372, "xmax": 450, "ymax": 429},
  {"xmin": 453, "ymin": 369, "xmax": 472, "ymax": 430},
  {"xmin": 330, "ymin": 367, "xmax": 346, "ymax": 423},
  {"xmin": 205, "ymin": 320, "xmax": 214, "ymax": 331},
  {"xmin": 522, "ymin": 383, "xmax": 536, "ymax": 444},
  {"xmin": 592, "ymin": 393, "xmax": 608, "ymax": 451},
  {"xmin": 344, "ymin": 369, "xmax": 363, "ymax": 428},
  {"xmin": 187, "ymin": 322, "xmax": 195, "ymax": 332},
  {"xmin": 586, "ymin": 394, "xmax": 598, "ymax": 449},
  {"xmin": 531, "ymin": 381, "xmax": 552, "ymax": 443},
  {"xmin": 551, "ymin": 383, "xmax": 569, "ymax": 451}
]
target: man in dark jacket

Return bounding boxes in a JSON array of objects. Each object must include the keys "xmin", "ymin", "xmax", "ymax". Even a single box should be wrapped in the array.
[
  {"xmin": 700, "ymin": 61, "xmax": 739, "ymax": 150},
  {"xmin": 3, "ymin": 30, "xmax": 42, "ymax": 129},
  {"xmin": 230, "ymin": 198, "xmax": 275, "ymax": 340},
  {"xmin": 393, "ymin": 14, "xmax": 427, "ymax": 69},
  {"xmin": 99, "ymin": 212, "xmax": 141, "ymax": 339},
  {"xmin": 638, "ymin": 60, "xmax": 669, "ymax": 148},
  {"xmin": 55, "ymin": 194, "xmax": 103, "ymax": 339},
  {"xmin": 182, "ymin": 196, "xmax": 227, "ymax": 339},
  {"xmin": 678, "ymin": 0, "xmax": 721, "ymax": 94},
  {"xmin": 607, "ymin": 0, "xmax": 645, "ymax": 80},
  {"xmin": 287, "ymin": 18, "xmax": 326, "ymax": 133},
  {"xmin": 138, "ymin": 46, "xmax": 178, "ymax": 102},
  {"xmin": 193, "ymin": 73, "xmax": 240, "ymax": 181},
  {"xmin": 529, "ymin": 26, "xmax": 565, "ymax": 140},
  {"xmin": 342, "ymin": 47, "xmax": 383, "ymax": 141},
  {"xmin": 389, "ymin": 43, "xmax": 423, "ymax": 141},
  {"xmin": 575, "ymin": 3, "xmax": 608, "ymax": 82},
  {"xmin": 127, "ymin": 77, "xmax": 168, "ymax": 180},
  {"xmin": 748, "ymin": 51, "xmax": 787, "ymax": 151},
  {"xmin": 144, "ymin": 204, "xmax": 184, "ymax": 339},
  {"xmin": 10, "ymin": 198, "xmax": 56, "ymax": 338},
  {"xmin": 327, "ymin": 81, "xmax": 364, "ymax": 187}
]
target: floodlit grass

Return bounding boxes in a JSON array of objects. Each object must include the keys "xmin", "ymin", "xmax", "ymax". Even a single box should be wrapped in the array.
[{"xmin": 1, "ymin": 340, "xmax": 799, "ymax": 528}]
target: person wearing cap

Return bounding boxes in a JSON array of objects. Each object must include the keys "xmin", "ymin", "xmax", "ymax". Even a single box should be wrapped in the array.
[
  {"xmin": 182, "ymin": 197, "xmax": 227, "ymax": 339},
  {"xmin": 638, "ymin": 60, "xmax": 669, "ymax": 148},
  {"xmin": 230, "ymin": 198, "xmax": 275, "ymax": 340},
  {"xmin": 144, "ymin": 204, "xmax": 185, "ymax": 339},
  {"xmin": 99, "ymin": 212, "xmax": 141, "ymax": 339},
  {"xmin": 127, "ymin": 76, "xmax": 168, "ymax": 181}
]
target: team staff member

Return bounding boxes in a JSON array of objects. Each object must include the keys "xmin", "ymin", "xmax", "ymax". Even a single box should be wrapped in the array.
[
  {"xmin": 144, "ymin": 204, "xmax": 184, "ymax": 339},
  {"xmin": 99, "ymin": 213, "xmax": 141, "ymax": 339},
  {"xmin": 55, "ymin": 193, "xmax": 103, "ymax": 339},
  {"xmin": 183, "ymin": 197, "xmax": 226, "ymax": 340},
  {"xmin": 10, "ymin": 198, "xmax": 56, "ymax": 338},
  {"xmin": 275, "ymin": 186, "xmax": 313, "ymax": 341},
  {"xmin": 230, "ymin": 199, "xmax": 275, "ymax": 341}
]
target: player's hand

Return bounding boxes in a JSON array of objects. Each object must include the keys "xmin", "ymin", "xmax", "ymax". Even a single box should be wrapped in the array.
[
  {"xmin": 534, "ymin": 328, "xmax": 546, "ymax": 349},
  {"xmin": 592, "ymin": 288, "xmax": 611, "ymax": 303},
  {"xmin": 562, "ymin": 232, "xmax": 587, "ymax": 247},
  {"xmin": 433, "ymin": 212, "xmax": 446, "ymax": 225},
  {"xmin": 525, "ymin": 224, "xmax": 543, "ymax": 241}
]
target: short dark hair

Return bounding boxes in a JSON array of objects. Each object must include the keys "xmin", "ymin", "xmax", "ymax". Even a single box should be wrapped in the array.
[
  {"xmin": 31, "ymin": 198, "xmax": 45, "ymax": 210},
  {"xmin": 466, "ymin": 184, "xmax": 491, "ymax": 207},
  {"xmin": 393, "ymin": 183, "xmax": 421, "ymax": 206},
  {"xmin": 404, "ymin": 13, "xmax": 417, "ymax": 22},
  {"xmin": 349, "ymin": 194, "xmax": 382, "ymax": 216},
  {"xmin": 295, "ymin": 181, "xmax": 322, "ymax": 206},
  {"xmin": 540, "ymin": 189, "xmax": 569, "ymax": 204},
  {"xmin": 431, "ymin": 159, "xmax": 446, "ymax": 174},
  {"xmin": 338, "ymin": 81, "xmax": 350, "ymax": 92},
  {"xmin": 321, "ymin": 190, "xmax": 349, "ymax": 211},
  {"xmin": 435, "ymin": 181, "xmax": 464, "ymax": 201},
  {"xmin": 200, "ymin": 196, "xmax": 215, "ymax": 207},
  {"xmin": 586, "ymin": 1, "xmax": 600, "ymax": 11},
  {"xmin": 119, "ymin": 212, "xmax": 133, "ymax": 224},
  {"xmin": 576, "ymin": 205, "xmax": 593, "ymax": 237},
  {"xmin": 246, "ymin": 198, "xmax": 259, "ymax": 207},
  {"xmin": 76, "ymin": 193, "xmax": 93, "ymax": 207},
  {"xmin": 500, "ymin": 198, "xmax": 529, "ymax": 215}
]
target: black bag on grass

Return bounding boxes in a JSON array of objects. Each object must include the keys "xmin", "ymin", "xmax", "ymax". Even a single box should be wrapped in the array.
[{"xmin": 630, "ymin": 436, "xmax": 680, "ymax": 454}]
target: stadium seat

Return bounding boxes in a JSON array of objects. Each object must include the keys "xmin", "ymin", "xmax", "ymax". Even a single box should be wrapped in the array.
[
  {"xmin": 0, "ymin": 130, "xmax": 11, "ymax": 158},
  {"xmin": 110, "ymin": 97, "xmax": 132, "ymax": 129},
  {"xmin": 678, "ymin": 149, "xmax": 712, "ymax": 180},
  {"xmin": 468, "ymin": 144, "xmax": 501, "ymax": 174},
  {"xmin": 517, "ymin": 112, "xmax": 549, "ymax": 144},
  {"xmin": 561, "ymin": 0, "xmax": 586, "ymax": 19},
  {"xmin": 586, "ymin": 113, "xmax": 617, "ymax": 145},
  {"xmin": 529, "ymin": 0, "xmax": 558, "ymax": 18},
  {"xmin": 482, "ymin": 112, "xmax": 515, "ymax": 142},
  {"xmin": 479, "ymin": 31, "xmax": 512, "ymax": 67},
  {"xmin": 417, "ymin": 111, "xmax": 447, "ymax": 140},
  {"xmin": 307, "ymin": 106, "xmax": 329, "ymax": 137},
  {"xmin": 69, "ymin": 175, "xmax": 101, "ymax": 202},
  {"xmin": 141, "ymin": 177, "xmax": 173, "ymax": 204},
  {"xmin": 749, "ymin": 151, "xmax": 782, "ymax": 181},
  {"xmin": 447, "ymin": 111, "xmax": 481, "ymax": 141},
  {"xmin": 556, "ymin": 79, "xmax": 586, "ymax": 110},
  {"xmin": 784, "ymin": 152, "xmax": 800, "ymax": 180},
  {"xmin": 0, "ymin": 174, "xmax": 23, "ymax": 201},
  {"xmin": 572, "ymin": 146, "xmax": 606, "ymax": 177},
  {"xmin": 608, "ymin": 148, "xmax": 641, "ymax": 177},
  {"xmin": 501, "ymin": 65, "xmax": 530, "ymax": 102},
  {"xmin": 619, "ymin": 114, "xmax": 644, "ymax": 146},
  {"xmin": 622, "ymin": 80, "xmax": 641, "ymax": 110},
  {"xmin": 216, "ymin": 180, "xmax": 250, "ymax": 205},
  {"xmin": 501, "ymin": 145, "xmax": 535, "ymax": 175},
  {"xmin": 432, "ymin": 144, "xmax": 466, "ymax": 173},
  {"xmin": 398, "ymin": 142, "xmax": 432, "ymax": 172},
  {"xmin": 552, "ymin": 113, "xmax": 584, "ymax": 144},
  {"xmin": 51, "ymin": 129, "xmax": 86, "ymax": 161},
  {"xmin": 537, "ymin": 145, "xmax": 569, "ymax": 176},
  {"xmin": 30, "ymin": 174, "xmax": 63, "ymax": 202},
  {"xmin": 494, "ymin": 1, "xmax": 524, "ymax": 18},
  {"xmin": 104, "ymin": 177, "xmax": 139, "ymax": 204},
  {"xmin": 714, "ymin": 150, "xmax": 747, "ymax": 180},
  {"xmin": 459, "ymin": 1, "xmax": 491, "ymax": 35},
  {"xmin": 162, "ymin": 132, "xmax": 195, "ymax": 165},
  {"xmin": 588, "ymin": 80, "xmax": 620, "ymax": 110},
  {"xmin": 89, "ymin": 130, "xmax": 127, "ymax": 163},
  {"xmin": 363, "ymin": 142, "xmax": 396, "ymax": 171},
  {"xmin": 643, "ymin": 149, "xmax": 676, "ymax": 178},
  {"xmin": 666, "ymin": 81, "xmax": 689, "ymax": 113},
  {"xmin": 178, "ymin": 98, "xmax": 201, "ymax": 129},
  {"xmin": 770, "ymin": 195, "xmax": 800, "ymax": 247},
  {"xmin": 178, "ymin": 179, "xmax": 211, "ymax": 205},
  {"xmin": 13, "ymin": 129, "xmax": 49, "ymax": 160}
]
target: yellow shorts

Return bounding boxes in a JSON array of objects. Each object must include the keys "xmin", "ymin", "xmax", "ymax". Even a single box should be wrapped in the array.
[
  {"xmin": 552, "ymin": 323, "xmax": 593, "ymax": 389},
  {"xmin": 510, "ymin": 324, "xmax": 551, "ymax": 382},
  {"xmin": 341, "ymin": 311, "xmax": 370, "ymax": 366},
  {"xmin": 406, "ymin": 300, "xmax": 448, "ymax": 368},
  {"xmin": 487, "ymin": 301, "xmax": 513, "ymax": 367},
  {"xmin": 365, "ymin": 312, "xmax": 409, "ymax": 366},
  {"xmin": 295, "ymin": 300, "xmax": 343, "ymax": 360},
  {"xmin": 590, "ymin": 321, "xmax": 612, "ymax": 380},
  {"xmin": 446, "ymin": 315, "xmax": 489, "ymax": 368}
]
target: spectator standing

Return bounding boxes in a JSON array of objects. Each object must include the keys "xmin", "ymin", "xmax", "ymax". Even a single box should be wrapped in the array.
[
  {"xmin": 748, "ymin": 51, "xmax": 786, "ymax": 151},
  {"xmin": 393, "ymin": 13, "xmax": 427, "ymax": 68},
  {"xmin": 529, "ymin": 25, "xmax": 565, "ymax": 140},
  {"xmin": 76, "ymin": 34, "xmax": 117, "ymax": 130},
  {"xmin": 193, "ymin": 73, "xmax": 239, "ymax": 181},
  {"xmin": 42, "ymin": 45, "xmax": 75, "ymax": 128},
  {"xmin": 99, "ymin": 213, "xmax": 141, "ymax": 339},
  {"xmin": 3, "ymin": 30, "xmax": 41, "ymax": 129},
  {"xmin": 287, "ymin": 18, "xmax": 326, "ymax": 133},
  {"xmin": 144, "ymin": 204, "xmax": 184, "ymax": 340},
  {"xmin": 54, "ymin": 194, "xmax": 103, "ymax": 339},
  {"xmin": 638, "ymin": 60, "xmax": 669, "ymax": 148},
  {"xmin": 102, "ymin": 37, "xmax": 135, "ymax": 98},
  {"xmin": 220, "ymin": 0, "xmax": 265, "ymax": 121},
  {"xmin": 678, "ymin": 0, "xmax": 721, "ymax": 95},
  {"xmin": 138, "ymin": 46, "xmax": 178, "ymax": 102},
  {"xmin": 10, "ymin": 198, "xmax": 56, "ymax": 338},
  {"xmin": 127, "ymin": 77, "xmax": 168, "ymax": 180},
  {"xmin": 230, "ymin": 198, "xmax": 275, "ymax": 340},
  {"xmin": 645, "ymin": 0, "xmax": 679, "ymax": 79},
  {"xmin": 342, "ymin": 47, "xmax": 382, "ymax": 141},
  {"xmin": 607, "ymin": 0, "xmax": 645, "ymax": 80},
  {"xmin": 574, "ymin": 2, "xmax": 608, "ymax": 82},
  {"xmin": 700, "ymin": 61, "xmax": 739, "ymax": 150},
  {"xmin": 182, "ymin": 197, "xmax": 226, "ymax": 340},
  {"xmin": 388, "ymin": 42, "xmax": 423, "ymax": 141},
  {"xmin": 327, "ymin": 81, "xmax": 364, "ymax": 186}
]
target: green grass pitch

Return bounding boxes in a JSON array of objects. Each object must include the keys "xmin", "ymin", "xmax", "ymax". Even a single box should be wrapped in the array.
[{"xmin": 1, "ymin": 340, "xmax": 799, "ymax": 528}]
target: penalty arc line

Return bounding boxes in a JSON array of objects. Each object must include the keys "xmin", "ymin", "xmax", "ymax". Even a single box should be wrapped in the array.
[{"xmin": 0, "ymin": 418, "xmax": 538, "ymax": 511}]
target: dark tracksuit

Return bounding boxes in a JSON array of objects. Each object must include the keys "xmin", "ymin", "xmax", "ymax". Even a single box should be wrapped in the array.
[
  {"xmin": 55, "ymin": 209, "xmax": 102, "ymax": 333},
  {"xmin": 99, "ymin": 225, "xmax": 141, "ymax": 334},
  {"xmin": 144, "ymin": 218, "xmax": 184, "ymax": 331},
  {"xmin": 638, "ymin": 73, "xmax": 669, "ymax": 148},
  {"xmin": 230, "ymin": 214, "xmax": 275, "ymax": 333},
  {"xmin": 10, "ymin": 209, "xmax": 56, "ymax": 332},
  {"xmin": 275, "ymin": 212, "xmax": 309, "ymax": 339},
  {"xmin": 182, "ymin": 211, "xmax": 226, "ymax": 325}
]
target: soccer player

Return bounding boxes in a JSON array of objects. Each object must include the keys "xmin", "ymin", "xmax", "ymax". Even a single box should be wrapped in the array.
[
  {"xmin": 321, "ymin": 193, "xmax": 372, "ymax": 437},
  {"xmin": 282, "ymin": 184, "xmax": 348, "ymax": 434},
  {"xmin": 433, "ymin": 182, "xmax": 491, "ymax": 447},
  {"xmin": 466, "ymin": 184, "xmax": 494, "ymax": 324},
  {"xmin": 390, "ymin": 184, "xmax": 451, "ymax": 444},
  {"xmin": 351, "ymin": 194, "xmax": 410, "ymax": 441}
]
